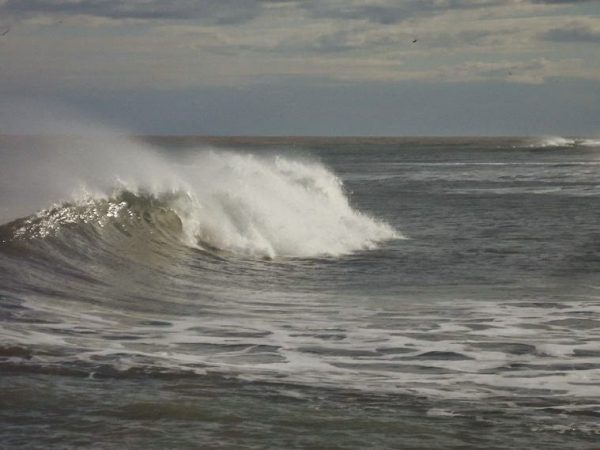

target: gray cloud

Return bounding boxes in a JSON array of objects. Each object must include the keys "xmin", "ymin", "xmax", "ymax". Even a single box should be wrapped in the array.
[
  {"xmin": 300, "ymin": 1, "xmax": 478, "ymax": 25},
  {"xmin": 300, "ymin": 0, "xmax": 595, "ymax": 25},
  {"xmin": 0, "ymin": 0, "xmax": 287, "ymax": 24},
  {"xmin": 531, "ymin": 0, "xmax": 594, "ymax": 3},
  {"xmin": 1, "ymin": 0, "xmax": 594, "ymax": 27},
  {"xmin": 1, "ymin": 0, "xmax": 593, "ymax": 25},
  {"xmin": 294, "ymin": 28, "xmax": 402, "ymax": 53},
  {"xmin": 1, "ymin": 0, "xmax": 598, "ymax": 91},
  {"xmin": 543, "ymin": 22, "xmax": 600, "ymax": 42}
]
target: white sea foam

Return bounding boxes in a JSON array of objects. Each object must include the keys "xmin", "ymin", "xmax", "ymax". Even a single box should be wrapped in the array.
[
  {"xmin": 531, "ymin": 136, "xmax": 600, "ymax": 148},
  {"xmin": 535, "ymin": 136, "xmax": 576, "ymax": 148},
  {"xmin": 579, "ymin": 138, "xmax": 600, "ymax": 147},
  {"xmin": 171, "ymin": 151, "xmax": 399, "ymax": 257},
  {"xmin": 8, "ymin": 295, "xmax": 600, "ymax": 404}
]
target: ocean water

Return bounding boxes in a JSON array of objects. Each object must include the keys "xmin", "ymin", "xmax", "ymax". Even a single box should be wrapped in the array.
[{"xmin": 1, "ymin": 135, "xmax": 600, "ymax": 448}]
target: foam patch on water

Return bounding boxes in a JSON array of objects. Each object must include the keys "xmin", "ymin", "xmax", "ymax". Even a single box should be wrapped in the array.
[{"xmin": 5, "ymin": 294, "xmax": 600, "ymax": 408}]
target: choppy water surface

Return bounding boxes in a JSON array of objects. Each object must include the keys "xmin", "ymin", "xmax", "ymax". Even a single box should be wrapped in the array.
[{"xmin": 1, "ymin": 135, "xmax": 600, "ymax": 448}]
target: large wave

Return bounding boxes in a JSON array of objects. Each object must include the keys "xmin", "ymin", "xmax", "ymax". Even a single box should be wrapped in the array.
[{"xmin": 0, "ymin": 137, "xmax": 399, "ymax": 258}]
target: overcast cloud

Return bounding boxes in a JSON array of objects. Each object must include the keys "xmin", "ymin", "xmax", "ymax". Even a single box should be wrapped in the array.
[
  {"xmin": 1, "ymin": 0, "xmax": 272, "ymax": 23},
  {"xmin": 2, "ymin": 0, "xmax": 595, "ymax": 23},
  {"xmin": 543, "ymin": 20, "xmax": 600, "ymax": 42},
  {"xmin": 0, "ymin": 0, "xmax": 598, "ymax": 135}
]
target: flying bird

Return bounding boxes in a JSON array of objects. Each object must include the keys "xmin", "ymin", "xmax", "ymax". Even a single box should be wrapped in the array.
[
  {"xmin": 0, "ymin": 27, "xmax": 10, "ymax": 36},
  {"xmin": 412, "ymin": 38, "xmax": 418, "ymax": 43}
]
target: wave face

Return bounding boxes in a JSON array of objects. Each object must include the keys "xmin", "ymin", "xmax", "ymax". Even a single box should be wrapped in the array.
[{"xmin": 0, "ymin": 140, "xmax": 398, "ymax": 258}]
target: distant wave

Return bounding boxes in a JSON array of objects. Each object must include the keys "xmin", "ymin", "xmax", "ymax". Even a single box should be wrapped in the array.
[
  {"xmin": 0, "ymin": 149, "xmax": 399, "ymax": 259},
  {"xmin": 528, "ymin": 136, "xmax": 600, "ymax": 148}
]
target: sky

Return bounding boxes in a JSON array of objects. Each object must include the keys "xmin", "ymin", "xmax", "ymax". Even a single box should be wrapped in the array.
[{"xmin": 0, "ymin": 0, "xmax": 599, "ymax": 136}]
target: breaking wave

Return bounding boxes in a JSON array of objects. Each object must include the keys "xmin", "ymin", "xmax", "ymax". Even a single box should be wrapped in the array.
[
  {"xmin": 0, "ymin": 139, "xmax": 398, "ymax": 259},
  {"xmin": 530, "ymin": 136, "xmax": 600, "ymax": 148}
]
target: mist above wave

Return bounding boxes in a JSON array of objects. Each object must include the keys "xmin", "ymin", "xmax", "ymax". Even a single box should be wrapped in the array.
[{"xmin": 0, "ymin": 136, "xmax": 399, "ymax": 258}]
